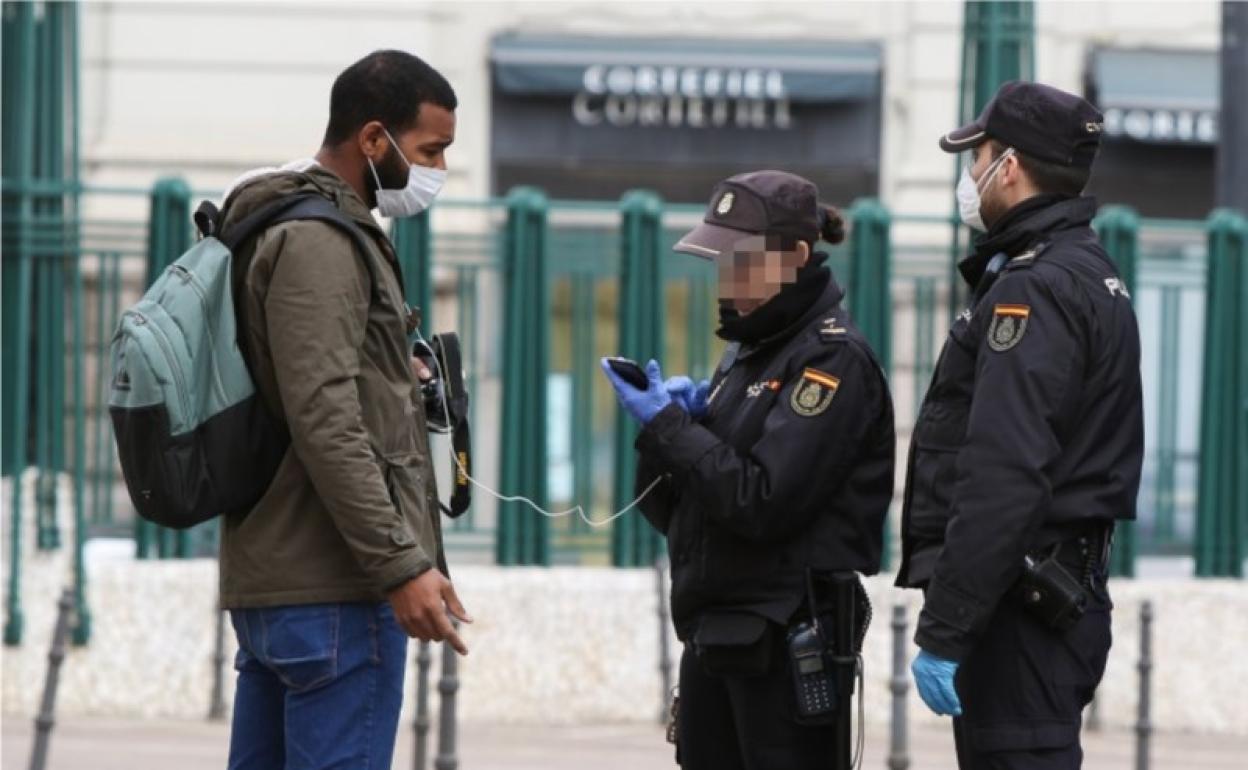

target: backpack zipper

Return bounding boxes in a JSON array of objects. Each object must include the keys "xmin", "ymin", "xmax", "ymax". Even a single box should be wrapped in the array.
[
  {"xmin": 168, "ymin": 264, "xmax": 230, "ymax": 406},
  {"xmin": 128, "ymin": 310, "xmax": 192, "ymax": 429}
]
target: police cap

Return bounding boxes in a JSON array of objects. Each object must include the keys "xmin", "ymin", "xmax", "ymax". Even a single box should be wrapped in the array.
[
  {"xmin": 939, "ymin": 80, "xmax": 1105, "ymax": 169},
  {"xmin": 674, "ymin": 170, "xmax": 822, "ymax": 261}
]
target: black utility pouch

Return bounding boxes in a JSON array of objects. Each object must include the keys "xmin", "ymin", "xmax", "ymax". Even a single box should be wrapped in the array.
[
  {"xmin": 693, "ymin": 612, "xmax": 773, "ymax": 677},
  {"xmin": 1018, "ymin": 549, "xmax": 1089, "ymax": 631}
]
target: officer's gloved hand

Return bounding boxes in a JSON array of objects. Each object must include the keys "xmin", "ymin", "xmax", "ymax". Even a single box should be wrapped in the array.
[
  {"xmin": 688, "ymin": 379, "xmax": 711, "ymax": 419},
  {"xmin": 601, "ymin": 359, "xmax": 672, "ymax": 425},
  {"xmin": 911, "ymin": 649, "xmax": 963, "ymax": 716},
  {"xmin": 663, "ymin": 377, "xmax": 712, "ymax": 420},
  {"xmin": 664, "ymin": 376, "xmax": 696, "ymax": 411}
]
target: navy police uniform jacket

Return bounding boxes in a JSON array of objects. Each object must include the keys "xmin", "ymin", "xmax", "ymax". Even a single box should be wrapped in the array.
[
  {"xmin": 635, "ymin": 274, "xmax": 895, "ymax": 641},
  {"xmin": 897, "ymin": 195, "xmax": 1145, "ymax": 661}
]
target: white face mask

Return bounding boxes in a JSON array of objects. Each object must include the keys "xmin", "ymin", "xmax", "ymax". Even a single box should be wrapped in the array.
[
  {"xmin": 368, "ymin": 127, "xmax": 447, "ymax": 218},
  {"xmin": 957, "ymin": 147, "xmax": 1014, "ymax": 232}
]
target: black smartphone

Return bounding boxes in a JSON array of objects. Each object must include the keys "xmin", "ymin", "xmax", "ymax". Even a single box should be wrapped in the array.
[{"xmin": 606, "ymin": 357, "xmax": 650, "ymax": 390}]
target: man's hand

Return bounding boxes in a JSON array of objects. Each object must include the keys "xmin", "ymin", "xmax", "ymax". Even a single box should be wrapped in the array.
[
  {"xmin": 411, "ymin": 356, "xmax": 434, "ymax": 382},
  {"xmin": 387, "ymin": 568, "xmax": 473, "ymax": 655},
  {"xmin": 911, "ymin": 649, "xmax": 962, "ymax": 716}
]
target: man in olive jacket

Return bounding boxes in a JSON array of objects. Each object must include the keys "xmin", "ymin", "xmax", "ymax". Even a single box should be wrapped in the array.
[{"xmin": 216, "ymin": 51, "xmax": 468, "ymax": 770}]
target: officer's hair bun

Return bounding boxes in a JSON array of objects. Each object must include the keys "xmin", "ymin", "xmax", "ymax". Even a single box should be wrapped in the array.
[{"xmin": 818, "ymin": 204, "xmax": 846, "ymax": 245}]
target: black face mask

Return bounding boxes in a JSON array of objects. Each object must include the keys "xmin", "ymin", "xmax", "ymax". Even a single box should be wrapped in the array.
[{"xmin": 716, "ymin": 254, "xmax": 832, "ymax": 345}]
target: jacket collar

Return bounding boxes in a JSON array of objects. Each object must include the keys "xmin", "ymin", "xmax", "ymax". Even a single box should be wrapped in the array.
[
  {"xmin": 736, "ymin": 272, "xmax": 846, "ymax": 361},
  {"xmin": 959, "ymin": 195, "xmax": 1097, "ymax": 287},
  {"xmin": 300, "ymin": 166, "xmax": 392, "ymax": 247}
]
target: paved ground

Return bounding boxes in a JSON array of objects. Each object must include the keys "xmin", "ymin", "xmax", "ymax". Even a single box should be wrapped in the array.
[{"xmin": 4, "ymin": 716, "xmax": 1247, "ymax": 769}]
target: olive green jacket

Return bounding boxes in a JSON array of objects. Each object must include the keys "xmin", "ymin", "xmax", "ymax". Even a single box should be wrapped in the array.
[{"xmin": 217, "ymin": 165, "xmax": 443, "ymax": 608}]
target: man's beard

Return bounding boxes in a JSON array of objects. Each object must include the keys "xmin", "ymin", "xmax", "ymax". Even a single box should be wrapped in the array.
[
  {"xmin": 979, "ymin": 186, "xmax": 1009, "ymax": 230},
  {"xmin": 374, "ymin": 141, "xmax": 409, "ymax": 191}
]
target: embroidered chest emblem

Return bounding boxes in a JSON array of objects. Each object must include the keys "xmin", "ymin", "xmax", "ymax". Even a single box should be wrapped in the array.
[{"xmin": 746, "ymin": 380, "xmax": 783, "ymax": 398}]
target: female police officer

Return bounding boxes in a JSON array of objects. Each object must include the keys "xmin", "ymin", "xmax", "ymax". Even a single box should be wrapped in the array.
[{"xmin": 602, "ymin": 170, "xmax": 895, "ymax": 770}]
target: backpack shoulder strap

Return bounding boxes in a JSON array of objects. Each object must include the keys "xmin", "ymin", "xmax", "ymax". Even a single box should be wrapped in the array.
[
  {"xmin": 266, "ymin": 197, "xmax": 380, "ymax": 287},
  {"xmin": 220, "ymin": 194, "xmax": 384, "ymax": 379},
  {"xmin": 219, "ymin": 193, "xmax": 379, "ymax": 286}
]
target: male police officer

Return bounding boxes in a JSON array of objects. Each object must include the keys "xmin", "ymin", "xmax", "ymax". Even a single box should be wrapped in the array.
[{"xmin": 898, "ymin": 82, "xmax": 1144, "ymax": 769}]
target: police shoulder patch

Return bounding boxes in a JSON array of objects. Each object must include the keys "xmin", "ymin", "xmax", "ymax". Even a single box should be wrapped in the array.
[
  {"xmin": 987, "ymin": 303, "xmax": 1030, "ymax": 352},
  {"xmin": 790, "ymin": 368, "xmax": 840, "ymax": 417}
]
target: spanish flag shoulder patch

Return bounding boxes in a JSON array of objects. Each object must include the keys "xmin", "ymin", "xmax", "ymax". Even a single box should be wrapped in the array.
[
  {"xmin": 791, "ymin": 368, "xmax": 840, "ymax": 417},
  {"xmin": 988, "ymin": 303, "xmax": 1031, "ymax": 351}
]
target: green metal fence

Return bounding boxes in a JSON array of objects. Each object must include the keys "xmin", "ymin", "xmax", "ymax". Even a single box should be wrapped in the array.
[{"xmin": 2, "ymin": 172, "xmax": 1243, "ymax": 644}]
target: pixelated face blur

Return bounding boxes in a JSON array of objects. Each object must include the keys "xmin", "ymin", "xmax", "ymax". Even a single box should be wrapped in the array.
[{"xmin": 718, "ymin": 234, "xmax": 810, "ymax": 314}]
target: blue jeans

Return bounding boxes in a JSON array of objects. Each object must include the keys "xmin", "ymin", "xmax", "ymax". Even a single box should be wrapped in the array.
[{"xmin": 227, "ymin": 602, "xmax": 408, "ymax": 770}]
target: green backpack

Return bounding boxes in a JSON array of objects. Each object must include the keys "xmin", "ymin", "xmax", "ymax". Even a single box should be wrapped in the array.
[{"xmin": 109, "ymin": 193, "xmax": 373, "ymax": 529}]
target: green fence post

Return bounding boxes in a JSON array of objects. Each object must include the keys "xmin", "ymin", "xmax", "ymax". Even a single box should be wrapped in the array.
[
  {"xmin": 71, "ymin": 246, "xmax": 90, "ymax": 644},
  {"xmin": 2, "ymin": 0, "xmax": 40, "ymax": 646},
  {"xmin": 31, "ymin": 0, "xmax": 71, "ymax": 554},
  {"xmin": 846, "ymin": 199, "xmax": 893, "ymax": 569},
  {"xmin": 949, "ymin": 1, "xmax": 1035, "ymax": 320},
  {"xmin": 1195, "ymin": 210, "xmax": 1248, "ymax": 577},
  {"xmin": 496, "ymin": 188, "xmax": 550, "ymax": 566},
  {"xmin": 611, "ymin": 191, "xmax": 666, "ymax": 568},
  {"xmin": 1094, "ymin": 205, "xmax": 1140, "ymax": 577},
  {"xmin": 66, "ymin": 0, "xmax": 88, "ymax": 641},
  {"xmin": 570, "ymin": 272, "xmax": 596, "ymax": 534},
  {"xmin": 91, "ymin": 255, "xmax": 120, "ymax": 531},
  {"xmin": 847, "ymin": 199, "xmax": 893, "ymax": 375},
  {"xmin": 139, "ymin": 177, "xmax": 192, "ymax": 559},
  {"xmin": 34, "ymin": 255, "xmax": 63, "ymax": 551},
  {"xmin": 391, "ymin": 210, "xmax": 433, "ymax": 329}
]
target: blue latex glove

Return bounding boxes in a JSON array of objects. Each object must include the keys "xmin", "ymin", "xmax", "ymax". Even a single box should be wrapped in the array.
[
  {"xmin": 664, "ymin": 376, "xmax": 712, "ymax": 420},
  {"xmin": 664, "ymin": 376, "xmax": 696, "ymax": 410},
  {"xmin": 601, "ymin": 358, "xmax": 672, "ymax": 425},
  {"xmin": 911, "ymin": 649, "xmax": 962, "ymax": 716},
  {"xmin": 688, "ymin": 379, "xmax": 711, "ymax": 419}
]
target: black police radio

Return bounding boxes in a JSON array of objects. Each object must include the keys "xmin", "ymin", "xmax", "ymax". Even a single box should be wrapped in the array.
[
  {"xmin": 786, "ymin": 569, "xmax": 842, "ymax": 723},
  {"xmin": 787, "ymin": 619, "xmax": 837, "ymax": 720}
]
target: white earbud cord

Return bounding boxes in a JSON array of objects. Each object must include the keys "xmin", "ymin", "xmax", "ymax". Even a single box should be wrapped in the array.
[{"xmin": 418, "ymin": 327, "xmax": 663, "ymax": 529}]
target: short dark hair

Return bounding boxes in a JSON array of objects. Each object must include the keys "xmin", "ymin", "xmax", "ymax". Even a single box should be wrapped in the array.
[
  {"xmin": 988, "ymin": 139, "xmax": 1090, "ymax": 197},
  {"xmin": 322, "ymin": 50, "xmax": 458, "ymax": 146}
]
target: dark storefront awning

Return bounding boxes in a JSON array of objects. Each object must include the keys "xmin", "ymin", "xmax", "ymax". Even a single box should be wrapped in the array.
[
  {"xmin": 1087, "ymin": 48, "xmax": 1220, "ymax": 145},
  {"xmin": 488, "ymin": 34, "xmax": 884, "ymax": 204},
  {"xmin": 491, "ymin": 34, "xmax": 882, "ymax": 103},
  {"xmin": 1084, "ymin": 47, "xmax": 1220, "ymax": 218}
]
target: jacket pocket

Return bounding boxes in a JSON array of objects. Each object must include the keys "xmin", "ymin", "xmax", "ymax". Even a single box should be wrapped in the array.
[
  {"xmin": 256, "ymin": 604, "xmax": 339, "ymax": 692},
  {"xmin": 906, "ymin": 406, "xmax": 969, "ymax": 540},
  {"xmin": 382, "ymin": 450, "xmax": 433, "ymax": 546},
  {"xmin": 906, "ymin": 446, "xmax": 958, "ymax": 540}
]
